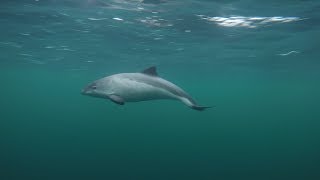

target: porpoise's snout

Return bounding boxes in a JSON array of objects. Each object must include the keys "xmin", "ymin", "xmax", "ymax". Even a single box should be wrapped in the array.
[
  {"xmin": 81, "ymin": 88, "xmax": 87, "ymax": 95},
  {"xmin": 81, "ymin": 85, "xmax": 92, "ymax": 95},
  {"xmin": 81, "ymin": 86, "xmax": 89, "ymax": 95},
  {"xmin": 81, "ymin": 82, "xmax": 98, "ymax": 96}
]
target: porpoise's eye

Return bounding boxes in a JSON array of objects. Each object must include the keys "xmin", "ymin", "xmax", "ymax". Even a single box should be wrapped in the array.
[{"xmin": 90, "ymin": 83, "xmax": 97, "ymax": 89}]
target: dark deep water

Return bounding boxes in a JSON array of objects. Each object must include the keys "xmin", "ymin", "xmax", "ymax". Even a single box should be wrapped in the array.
[{"xmin": 1, "ymin": 0, "xmax": 320, "ymax": 179}]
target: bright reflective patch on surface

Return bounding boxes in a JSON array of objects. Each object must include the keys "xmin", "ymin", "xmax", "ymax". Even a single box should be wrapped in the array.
[
  {"xmin": 87, "ymin": 18, "xmax": 108, "ymax": 21},
  {"xmin": 278, "ymin": 51, "xmax": 300, "ymax": 56},
  {"xmin": 113, "ymin": 17, "xmax": 124, "ymax": 21},
  {"xmin": 198, "ymin": 15, "xmax": 302, "ymax": 28},
  {"xmin": 138, "ymin": 17, "xmax": 173, "ymax": 27}
]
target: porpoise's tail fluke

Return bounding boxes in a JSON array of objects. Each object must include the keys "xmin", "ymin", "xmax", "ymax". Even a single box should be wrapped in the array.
[
  {"xmin": 191, "ymin": 105, "xmax": 212, "ymax": 111},
  {"xmin": 180, "ymin": 97, "xmax": 212, "ymax": 111}
]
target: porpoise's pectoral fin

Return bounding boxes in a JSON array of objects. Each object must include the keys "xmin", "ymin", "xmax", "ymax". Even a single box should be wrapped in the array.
[
  {"xmin": 141, "ymin": 66, "xmax": 158, "ymax": 76},
  {"xmin": 108, "ymin": 94, "xmax": 125, "ymax": 105},
  {"xmin": 191, "ymin": 105, "xmax": 212, "ymax": 111}
]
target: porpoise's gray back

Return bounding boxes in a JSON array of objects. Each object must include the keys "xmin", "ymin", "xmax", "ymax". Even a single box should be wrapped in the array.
[{"xmin": 119, "ymin": 73, "xmax": 197, "ymax": 104}]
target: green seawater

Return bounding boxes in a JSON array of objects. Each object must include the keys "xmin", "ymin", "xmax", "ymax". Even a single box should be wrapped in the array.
[{"xmin": 1, "ymin": 1, "xmax": 320, "ymax": 179}]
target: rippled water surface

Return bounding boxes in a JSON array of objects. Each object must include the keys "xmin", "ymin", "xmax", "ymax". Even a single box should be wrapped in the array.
[{"xmin": 1, "ymin": 1, "xmax": 320, "ymax": 179}]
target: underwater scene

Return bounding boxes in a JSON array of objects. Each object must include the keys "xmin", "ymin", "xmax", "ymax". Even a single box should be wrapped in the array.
[{"xmin": 1, "ymin": 0, "xmax": 320, "ymax": 179}]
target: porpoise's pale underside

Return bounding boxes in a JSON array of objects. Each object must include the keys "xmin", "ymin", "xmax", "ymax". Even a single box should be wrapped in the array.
[{"xmin": 82, "ymin": 66, "xmax": 211, "ymax": 111}]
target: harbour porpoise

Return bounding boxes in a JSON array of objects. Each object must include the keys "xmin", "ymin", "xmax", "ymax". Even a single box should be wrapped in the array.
[{"xmin": 81, "ymin": 66, "xmax": 210, "ymax": 111}]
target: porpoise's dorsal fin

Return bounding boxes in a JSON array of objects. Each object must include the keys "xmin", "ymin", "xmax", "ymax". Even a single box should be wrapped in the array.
[{"xmin": 141, "ymin": 66, "xmax": 158, "ymax": 76}]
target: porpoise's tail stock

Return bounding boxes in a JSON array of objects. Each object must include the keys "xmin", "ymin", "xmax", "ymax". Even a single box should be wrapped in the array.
[
  {"xmin": 180, "ymin": 97, "xmax": 211, "ymax": 111},
  {"xmin": 191, "ymin": 105, "xmax": 212, "ymax": 111}
]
